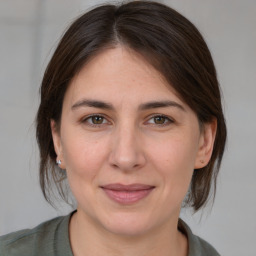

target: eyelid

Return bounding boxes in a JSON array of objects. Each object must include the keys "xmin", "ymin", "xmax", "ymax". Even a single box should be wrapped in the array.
[
  {"xmin": 145, "ymin": 114, "xmax": 175, "ymax": 126},
  {"xmin": 81, "ymin": 114, "xmax": 111, "ymax": 127},
  {"xmin": 80, "ymin": 113, "xmax": 174, "ymax": 128}
]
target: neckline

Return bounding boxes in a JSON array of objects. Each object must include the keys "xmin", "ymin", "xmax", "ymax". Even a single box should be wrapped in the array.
[{"xmin": 63, "ymin": 212, "xmax": 195, "ymax": 256}]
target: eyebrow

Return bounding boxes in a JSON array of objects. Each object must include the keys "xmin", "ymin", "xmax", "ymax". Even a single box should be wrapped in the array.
[
  {"xmin": 72, "ymin": 99, "xmax": 114, "ymax": 110},
  {"xmin": 138, "ymin": 100, "xmax": 185, "ymax": 112},
  {"xmin": 71, "ymin": 99, "xmax": 185, "ymax": 112}
]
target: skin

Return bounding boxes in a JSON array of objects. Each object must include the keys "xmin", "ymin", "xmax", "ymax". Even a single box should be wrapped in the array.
[{"xmin": 51, "ymin": 47, "xmax": 216, "ymax": 256}]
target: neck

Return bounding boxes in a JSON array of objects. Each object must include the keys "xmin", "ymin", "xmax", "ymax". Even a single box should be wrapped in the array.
[{"xmin": 69, "ymin": 210, "xmax": 188, "ymax": 256}]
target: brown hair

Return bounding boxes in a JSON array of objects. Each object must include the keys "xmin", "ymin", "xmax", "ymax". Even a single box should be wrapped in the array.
[{"xmin": 36, "ymin": 0, "xmax": 226, "ymax": 211}]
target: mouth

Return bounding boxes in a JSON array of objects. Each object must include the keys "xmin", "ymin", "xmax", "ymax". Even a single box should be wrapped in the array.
[{"xmin": 100, "ymin": 183, "xmax": 155, "ymax": 205}]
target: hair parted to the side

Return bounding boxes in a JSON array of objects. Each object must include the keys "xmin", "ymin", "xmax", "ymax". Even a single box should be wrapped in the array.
[{"xmin": 36, "ymin": 0, "xmax": 226, "ymax": 211}]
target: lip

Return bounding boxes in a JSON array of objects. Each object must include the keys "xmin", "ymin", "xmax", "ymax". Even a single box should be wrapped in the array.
[{"xmin": 100, "ymin": 183, "xmax": 155, "ymax": 204}]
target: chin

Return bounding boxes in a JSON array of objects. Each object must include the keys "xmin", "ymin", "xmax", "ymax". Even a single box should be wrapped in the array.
[{"xmin": 99, "ymin": 211, "xmax": 159, "ymax": 237}]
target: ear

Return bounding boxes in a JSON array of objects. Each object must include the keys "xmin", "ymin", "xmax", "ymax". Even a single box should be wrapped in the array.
[
  {"xmin": 50, "ymin": 119, "xmax": 65, "ymax": 169},
  {"xmin": 194, "ymin": 119, "xmax": 217, "ymax": 169}
]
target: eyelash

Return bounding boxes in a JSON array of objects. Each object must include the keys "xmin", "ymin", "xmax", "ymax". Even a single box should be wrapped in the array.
[
  {"xmin": 81, "ymin": 114, "xmax": 174, "ymax": 128},
  {"xmin": 81, "ymin": 114, "xmax": 110, "ymax": 128},
  {"xmin": 147, "ymin": 114, "xmax": 174, "ymax": 126}
]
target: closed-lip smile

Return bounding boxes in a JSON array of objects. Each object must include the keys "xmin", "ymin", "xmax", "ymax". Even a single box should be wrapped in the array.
[{"xmin": 100, "ymin": 183, "xmax": 155, "ymax": 204}]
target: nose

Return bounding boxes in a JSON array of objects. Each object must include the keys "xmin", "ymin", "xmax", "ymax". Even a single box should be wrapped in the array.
[{"xmin": 109, "ymin": 124, "xmax": 146, "ymax": 171}]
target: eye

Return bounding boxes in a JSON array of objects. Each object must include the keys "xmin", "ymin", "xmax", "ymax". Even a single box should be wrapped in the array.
[
  {"xmin": 82, "ymin": 114, "xmax": 109, "ymax": 127},
  {"xmin": 147, "ymin": 115, "xmax": 174, "ymax": 126},
  {"xmin": 90, "ymin": 116, "xmax": 105, "ymax": 124}
]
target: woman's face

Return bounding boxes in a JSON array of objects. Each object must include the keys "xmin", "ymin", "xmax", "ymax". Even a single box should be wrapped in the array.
[{"xmin": 52, "ymin": 47, "xmax": 214, "ymax": 236}]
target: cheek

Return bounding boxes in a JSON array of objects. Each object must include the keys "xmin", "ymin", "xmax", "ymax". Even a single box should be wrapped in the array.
[
  {"xmin": 61, "ymin": 131, "xmax": 109, "ymax": 179},
  {"xmin": 150, "ymin": 134, "xmax": 198, "ymax": 170},
  {"xmin": 61, "ymin": 133, "xmax": 110, "ymax": 208},
  {"xmin": 149, "ymin": 136, "xmax": 197, "ymax": 194}
]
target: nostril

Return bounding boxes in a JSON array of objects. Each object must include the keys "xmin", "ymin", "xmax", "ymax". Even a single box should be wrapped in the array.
[{"xmin": 109, "ymin": 152, "xmax": 146, "ymax": 172}]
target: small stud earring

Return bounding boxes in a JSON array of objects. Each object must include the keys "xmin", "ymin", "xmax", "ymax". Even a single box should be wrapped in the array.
[{"xmin": 56, "ymin": 159, "xmax": 62, "ymax": 166}]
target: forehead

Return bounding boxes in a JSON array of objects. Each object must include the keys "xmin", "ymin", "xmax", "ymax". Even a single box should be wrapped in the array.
[{"xmin": 64, "ymin": 46, "xmax": 185, "ymax": 108}]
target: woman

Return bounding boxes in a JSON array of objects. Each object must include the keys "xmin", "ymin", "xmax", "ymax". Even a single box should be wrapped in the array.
[{"xmin": 0, "ymin": 1, "xmax": 226, "ymax": 255}]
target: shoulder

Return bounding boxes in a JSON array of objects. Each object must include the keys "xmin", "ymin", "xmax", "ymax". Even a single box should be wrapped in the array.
[
  {"xmin": 0, "ymin": 213, "xmax": 73, "ymax": 256},
  {"xmin": 178, "ymin": 219, "xmax": 221, "ymax": 256}
]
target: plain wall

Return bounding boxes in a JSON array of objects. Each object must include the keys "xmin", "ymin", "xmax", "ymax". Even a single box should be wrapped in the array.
[{"xmin": 0, "ymin": 1, "xmax": 256, "ymax": 255}]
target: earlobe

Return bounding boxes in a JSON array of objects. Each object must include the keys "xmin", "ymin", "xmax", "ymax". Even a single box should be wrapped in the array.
[{"xmin": 194, "ymin": 119, "xmax": 217, "ymax": 169}]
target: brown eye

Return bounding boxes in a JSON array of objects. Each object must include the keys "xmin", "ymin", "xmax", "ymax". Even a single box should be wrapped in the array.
[
  {"xmin": 154, "ymin": 116, "xmax": 166, "ymax": 124},
  {"xmin": 91, "ymin": 116, "xmax": 104, "ymax": 124},
  {"xmin": 83, "ymin": 115, "xmax": 108, "ymax": 126},
  {"xmin": 147, "ymin": 115, "xmax": 173, "ymax": 126}
]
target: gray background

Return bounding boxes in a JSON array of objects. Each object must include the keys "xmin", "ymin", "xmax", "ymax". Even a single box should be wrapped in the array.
[{"xmin": 0, "ymin": 0, "xmax": 256, "ymax": 255}]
